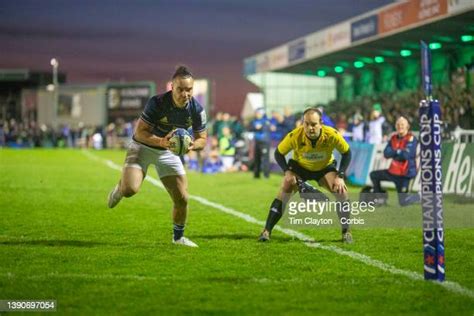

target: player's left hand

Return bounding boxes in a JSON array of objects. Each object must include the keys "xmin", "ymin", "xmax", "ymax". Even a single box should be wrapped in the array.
[
  {"xmin": 187, "ymin": 141, "xmax": 195, "ymax": 153},
  {"xmin": 332, "ymin": 177, "xmax": 347, "ymax": 194}
]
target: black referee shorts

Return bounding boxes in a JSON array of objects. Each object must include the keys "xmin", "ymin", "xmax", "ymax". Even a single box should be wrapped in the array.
[{"xmin": 288, "ymin": 159, "xmax": 338, "ymax": 182}]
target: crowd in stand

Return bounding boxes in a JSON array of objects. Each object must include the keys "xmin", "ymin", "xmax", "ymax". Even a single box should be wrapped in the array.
[
  {"xmin": 0, "ymin": 118, "xmax": 135, "ymax": 149},
  {"xmin": 327, "ymin": 83, "xmax": 473, "ymax": 142}
]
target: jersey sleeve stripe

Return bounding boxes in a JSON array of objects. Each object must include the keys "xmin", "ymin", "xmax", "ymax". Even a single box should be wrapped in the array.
[
  {"xmin": 193, "ymin": 127, "xmax": 207, "ymax": 133},
  {"xmin": 140, "ymin": 114, "xmax": 155, "ymax": 126}
]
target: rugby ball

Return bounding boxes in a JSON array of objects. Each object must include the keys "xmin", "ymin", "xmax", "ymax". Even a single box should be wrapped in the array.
[{"xmin": 169, "ymin": 128, "xmax": 193, "ymax": 156}]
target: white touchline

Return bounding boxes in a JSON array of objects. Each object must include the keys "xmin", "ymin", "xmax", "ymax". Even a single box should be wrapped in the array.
[{"xmin": 84, "ymin": 151, "xmax": 474, "ymax": 300}]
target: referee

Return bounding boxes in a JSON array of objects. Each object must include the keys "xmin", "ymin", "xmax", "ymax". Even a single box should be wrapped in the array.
[{"xmin": 259, "ymin": 108, "xmax": 353, "ymax": 243}]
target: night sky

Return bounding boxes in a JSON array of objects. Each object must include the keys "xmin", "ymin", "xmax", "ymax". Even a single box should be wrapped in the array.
[{"xmin": 0, "ymin": 0, "xmax": 393, "ymax": 115}]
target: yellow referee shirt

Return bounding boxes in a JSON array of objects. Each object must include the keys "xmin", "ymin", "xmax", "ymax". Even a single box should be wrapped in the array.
[{"xmin": 277, "ymin": 125, "xmax": 350, "ymax": 171}]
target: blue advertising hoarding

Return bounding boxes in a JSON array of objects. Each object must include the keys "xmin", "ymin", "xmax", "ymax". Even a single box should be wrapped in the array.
[
  {"xmin": 351, "ymin": 15, "xmax": 378, "ymax": 42},
  {"xmin": 288, "ymin": 40, "xmax": 306, "ymax": 63}
]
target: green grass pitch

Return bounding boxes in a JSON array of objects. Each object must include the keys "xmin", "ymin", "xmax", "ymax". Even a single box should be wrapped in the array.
[{"xmin": 0, "ymin": 149, "xmax": 473, "ymax": 314}]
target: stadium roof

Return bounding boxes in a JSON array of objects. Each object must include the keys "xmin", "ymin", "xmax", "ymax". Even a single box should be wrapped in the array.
[{"xmin": 243, "ymin": 0, "xmax": 474, "ymax": 77}]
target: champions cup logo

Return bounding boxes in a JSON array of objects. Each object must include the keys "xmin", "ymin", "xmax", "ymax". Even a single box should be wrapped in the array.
[{"xmin": 419, "ymin": 99, "xmax": 445, "ymax": 281}]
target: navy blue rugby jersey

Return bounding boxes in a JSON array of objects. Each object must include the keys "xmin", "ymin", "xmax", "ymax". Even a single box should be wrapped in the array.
[{"xmin": 137, "ymin": 91, "xmax": 207, "ymax": 140}]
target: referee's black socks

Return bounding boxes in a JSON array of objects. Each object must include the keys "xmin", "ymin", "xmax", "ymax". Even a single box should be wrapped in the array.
[
  {"xmin": 264, "ymin": 198, "xmax": 283, "ymax": 232},
  {"xmin": 337, "ymin": 200, "xmax": 351, "ymax": 233}
]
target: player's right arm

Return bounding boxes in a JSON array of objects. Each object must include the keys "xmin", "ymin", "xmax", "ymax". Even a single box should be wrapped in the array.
[
  {"xmin": 275, "ymin": 149, "xmax": 297, "ymax": 187},
  {"xmin": 134, "ymin": 118, "xmax": 172, "ymax": 149}
]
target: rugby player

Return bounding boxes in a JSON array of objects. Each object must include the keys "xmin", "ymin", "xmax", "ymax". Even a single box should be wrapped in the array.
[{"xmin": 107, "ymin": 65, "xmax": 207, "ymax": 247}]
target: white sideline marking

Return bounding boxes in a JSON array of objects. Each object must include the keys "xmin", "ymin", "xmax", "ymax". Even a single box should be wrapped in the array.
[{"xmin": 84, "ymin": 151, "xmax": 474, "ymax": 299}]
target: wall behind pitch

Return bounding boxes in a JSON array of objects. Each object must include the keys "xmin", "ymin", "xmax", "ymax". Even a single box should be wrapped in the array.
[{"xmin": 37, "ymin": 86, "xmax": 105, "ymax": 127}]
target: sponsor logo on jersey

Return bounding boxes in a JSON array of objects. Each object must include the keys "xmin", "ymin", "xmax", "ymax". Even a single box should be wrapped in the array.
[
  {"xmin": 186, "ymin": 117, "xmax": 193, "ymax": 126},
  {"xmin": 303, "ymin": 151, "xmax": 327, "ymax": 161}
]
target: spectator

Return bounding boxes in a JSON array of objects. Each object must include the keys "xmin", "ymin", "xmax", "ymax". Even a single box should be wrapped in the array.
[
  {"xmin": 282, "ymin": 106, "xmax": 296, "ymax": 135},
  {"xmin": 269, "ymin": 110, "xmax": 285, "ymax": 141},
  {"xmin": 350, "ymin": 112, "xmax": 365, "ymax": 142},
  {"xmin": 216, "ymin": 112, "xmax": 232, "ymax": 139},
  {"xmin": 212, "ymin": 112, "xmax": 223, "ymax": 137},
  {"xmin": 219, "ymin": 127, "xmax": 236, "ymax": 172},
  {"xmin": 367, "ymin": 103, "xmax": 387, "ymax": 144},
  {"xmin": 202, "ymin": 137, "xmax": 222, "ymax": 174},
  {"xmin": 230, "ymin": 116, "xmax": 244, "ymax": 139},
  {"xmin": 317, "ymin": 104, "xmax": 335, "ymax": 128},
  {"xmin": 369, "ymin": 116, "xmax": 420, "ymax": 206},
  {"xmin": 250, "ymin": 108, "xmax": 271, "ymax": 179},
  {"xmin": 92, "ymin": 128, "xmax": 104, "ymax": 150}
]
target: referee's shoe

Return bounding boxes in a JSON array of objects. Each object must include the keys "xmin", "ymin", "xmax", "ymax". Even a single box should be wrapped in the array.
[
  {"xmin": 342, "ymin": 231, "xmax": 353, "ymax": 244},
  {"xmin": 258, "ymin": 230, "xmax": 270, "ymax": 242}
]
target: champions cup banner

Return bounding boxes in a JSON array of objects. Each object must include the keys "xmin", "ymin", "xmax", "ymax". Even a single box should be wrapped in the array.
[
  {"xmin": 421, "ymin": 41, "xmax": 432, "ymax": 98},
  {"xmin": 419, "ymin": 99, "xmax": 445, "ymax": 281},
  {"xmin": 378, "ymin": 0, "xmax": 447, "ymax": 35},
  {"xmin": 420, "ymin": 40, "xmax": 444, "ymax": 281}
]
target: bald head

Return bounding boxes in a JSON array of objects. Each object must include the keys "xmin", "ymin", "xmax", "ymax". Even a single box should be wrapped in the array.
[{"xmin": 303, "ymin": 109, "xmax": 323, "ymax": 139}]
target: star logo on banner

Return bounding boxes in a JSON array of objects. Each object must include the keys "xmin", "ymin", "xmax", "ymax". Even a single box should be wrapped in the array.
[
  {"xmin": 425, "ymin": 255, "xmax": 435, "ymax": 265},
  {"xmin": 438, "ymin": 255, "xmax": 445, "ymax": 265}
]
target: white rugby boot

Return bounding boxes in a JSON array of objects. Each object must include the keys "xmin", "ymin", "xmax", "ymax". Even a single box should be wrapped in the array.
[
  {"xmin": 172, "ymin": 237, "xmax": 199, "ymax": 247},
  {"xmin": 107, "ymin": 184, "xmax": 123, "ymax": 208}
]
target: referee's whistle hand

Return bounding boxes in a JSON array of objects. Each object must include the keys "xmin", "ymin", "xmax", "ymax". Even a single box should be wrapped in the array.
[
  {"xmin": 284, "ymin": 171, "xmax": 297, "ymax": 186},
  {"xmin": 333, "ymin": 178, "xmax": 347, "ymax": 194}
]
